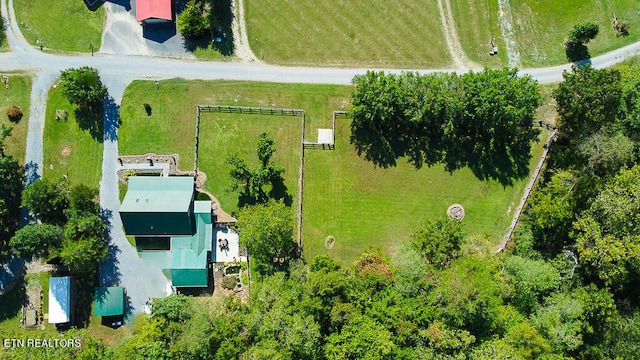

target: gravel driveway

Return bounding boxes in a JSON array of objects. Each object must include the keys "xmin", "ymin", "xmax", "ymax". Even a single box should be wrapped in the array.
[{"xmin": 100, "ymin": 1, "xmax": 194, "ymax": 59}]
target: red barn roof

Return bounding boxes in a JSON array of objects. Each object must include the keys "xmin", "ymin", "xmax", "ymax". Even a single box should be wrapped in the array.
[{"xmin": 136, "ymin": 0, "xmax": 172, "ymax": 22}]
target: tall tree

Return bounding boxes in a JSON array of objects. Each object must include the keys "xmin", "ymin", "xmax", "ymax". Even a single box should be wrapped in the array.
[
  {"xmin": 227, "ymin": 132, "xmax": 289, "ymax": 207},
  {"xmin": 349, "ymin": 68, "xmax": 540, "ymax": 185},
  {"xmin": 236, "ymin": 200, "xmax": 295, "ymax": 276},
  {"xmin": 60, "ymin": 66, "xmax": 107, "ymax": 109},
  {"xmin": 22, "ymin": 178, "xmax": 70, "ymax": 226},
  {"xmin": 574, "ymin": 165, "xmax": 640, "ymax": 290},
  {"xmin": 553, "ymin": 66, "xmax": 624, "ymax": 141},
  {"xmin": 59, "ymin": 66, "xmax": 107, "ymax": 140},
  {"xmin": 411, "ymin": 217, "xmax": 465, "ymax": 269},
  {"xmin": 0, "ymin": 154, "xmax": 22, "ymax": 259},
  {"xmin": 9, "ymin": 224, "xmax": 64, "ymax": 260}
]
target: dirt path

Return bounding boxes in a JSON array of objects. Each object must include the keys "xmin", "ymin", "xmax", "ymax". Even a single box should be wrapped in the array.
[
  {"xmin": 231, "ymin": 0, "xmax": 259, "ymax": 62},
  {"xmin": 437, "ymin": 0, "xmax": 481, "ymax": 70},
  {"xmin": 497, "ymin": 0, "xmax": 520, "ymax": 66}
]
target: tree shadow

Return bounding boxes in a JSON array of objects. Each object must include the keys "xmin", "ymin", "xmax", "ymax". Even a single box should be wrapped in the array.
[
  {"xmin": 269, "ymin": 175, "xmax": 293, "ymax": 207},
  {"xmin": 23, "ymin": 161, "xmax": 40, "ymax": 185},
  {"xmin": 182, "ymin": 0, "xmax": 235, "ymax": 56},
  {"xmin": 211, "ymin": 0, "xmax": 235, "ymax": 56},
  {"xmin": 102, "ymin": 0, "xmax": 131, "ymax": 11},
  {"xmin": 104, "ymin": 96, "xmax": 121, "ymax": 142},
  {"xmin": 349, "ymin": 125, "xmax": 402, "ymax": 169},
  {"xmin": 0, "ymin": 273, "xmax": 24, "ymax": 322},
  {"xmin": 75, "ymin": 104, "xmax": 104, "ymax": 143},
  {"xmin": 566, "ymin": 42, "xmax": 591, "ymax": 63},
  {"xmin": 71, "ymin": 269, "xmax": 98, "ymax": 328}
]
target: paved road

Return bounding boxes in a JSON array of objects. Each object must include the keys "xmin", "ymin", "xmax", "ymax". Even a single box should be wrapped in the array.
[{"xmin": 3, "ymin": 0, "xmax": 640, "ymax": 315}]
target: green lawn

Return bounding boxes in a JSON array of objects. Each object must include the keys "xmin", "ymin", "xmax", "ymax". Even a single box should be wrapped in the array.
[
  {"xmin": 42, "ymin": 85, "xmax": 103, "ymax": 187},
  {"xmin": 302, "ymin": 120, "xmax": 548, "ymax": 264},
  {"xmin": 119, "ymin": 79, "xmax": 352, "ymax": 215},
  {"xmin": 450, "ymin": 0, "xmax": 507, "ymax": 67},
  {"xmin": 245, "ymin": 0, "xmax": 451, "ymax": 68},
  {"xmin": 510, "ymin": 0, "xmax": 640, "ymax": 67},
  {"xmin": 0, "ymin": 73, "xmax": 31, "ymax": 164},
  {"xmin": 13, "ymin": 0, "xmax": 103, "ymax": 53}
]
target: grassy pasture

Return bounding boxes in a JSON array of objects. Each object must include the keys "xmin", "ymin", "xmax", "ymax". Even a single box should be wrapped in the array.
[
  {"xmin": 302, "ymin": 120, "xmax": 547, "ymax": 264},
  {"xmin": 43, "ymin": 85, "xmax": 103, "ymax": 187},
  {"xmin": 0, "ymin": 73, "xmax": 31, "ymax": 163},
  {"xmin": 245, "ymin": 0, "xmax": 451, "ymax": 68},
  {"xmin": 510, "ymin": 0, "xmax": 640, "ymax": 67},
  {"xmin": 118, "ymin": 79, "xmax": 351, "ymax": 215},
  {"xmin": 13, "ymin": 0, "xmax": 103, "ymax": 53}
]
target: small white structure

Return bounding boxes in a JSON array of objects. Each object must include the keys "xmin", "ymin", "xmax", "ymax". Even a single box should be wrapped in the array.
[
  {"xmin": 48, "ymin": 276, "xmax": 73, "ymax": 324},
  {"xmin": 317, "ymin": 129, "xmax": 334, "ymax": 146}
]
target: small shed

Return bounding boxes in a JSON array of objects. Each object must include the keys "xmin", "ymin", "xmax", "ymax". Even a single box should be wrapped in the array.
[
  {"xmin": 48, "ymin": 276, "xmax": 74, "ymax": 325},
  {"xmin": 93, "ymin": 287, "xmax": 125, "ymax": 317}
]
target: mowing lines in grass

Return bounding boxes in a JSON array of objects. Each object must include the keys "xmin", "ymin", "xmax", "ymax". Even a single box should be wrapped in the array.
[
  {"xmin": 246, "ymin": 0, "xmax": 450, "ymax": 68},
  {"xmin": 510, "ymin": 0, "xmax": 640, "ymax": 67}
]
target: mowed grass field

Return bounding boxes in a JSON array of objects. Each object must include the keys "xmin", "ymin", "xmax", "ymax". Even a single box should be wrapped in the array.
[
  {"xmin": 0, "ymin": 73, "xmax": 31, "ymax": 163},
  {"xmin": 511, "ymin": 0, "xmax": 640, "ymax": 67},
  {"xmin": 13, "ymin": 0, "xmax": 103, "ymax": 53},
  {"xmin": 450, "ymin": 0, "xmax": 506, "ymax": 67},
  {"xmin": 118, "ymin": 79, "xmax": 352, "ymax": 215},
  {"xmin": 43, "ymin": 85, "xmax": 103, "ymax": 187},
  {"xmin": 245, "ymin": 0, "xmax": 451, "ymax": 68},
  {"xmin": 302, "ymin": 120, "xmax": 547, "ymax": 264}
]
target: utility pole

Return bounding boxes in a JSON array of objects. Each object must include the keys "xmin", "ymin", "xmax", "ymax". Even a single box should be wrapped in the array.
[{"xmin": 89, "ymin": 43, "xmax": 94, "ymax": 56}]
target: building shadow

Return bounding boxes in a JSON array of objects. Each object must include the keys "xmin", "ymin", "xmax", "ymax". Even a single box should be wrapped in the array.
[
  {"xmin": 143, "ymin": 23, "xmax": 178, "ymax": 44},
  {"xmin": 83, "ymin": 0, "xmax": 105, "ymax": 11},
  {"xmin": 104, "ymin": 0, "xmax": 131, "ymax": 11},
  {"xmin": 99, "ymin": 208, "xmax": 123, "ymax": 287},
  {"xmin": 104, "ymin": 96, "xmax": 120, "ymax": 142}
]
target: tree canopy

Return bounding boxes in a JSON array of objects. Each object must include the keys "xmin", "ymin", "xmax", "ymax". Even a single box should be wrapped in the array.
[
  {"xmin": 236, "ymin": 200, "xmax": 295, "ymax": 276},
  {"xmin": 0, "ymin": 152, "xmax": 22, "ymax": 258},
  {"xmin": 349, "ymin": 68, "xmax": 540, "ymax": 185},
  {"xmin": 59, "ymin": 66, "xmax": 108, "ymax": 141},
  {"xmin": 22, "ymin": 178, "xmax": 70, "ymax": 226},
  {"xmin": 9, "ymin": 223, "xmax": 64, "ymax": 260},
  {"xmin": 227, "ymin": 132, "xmax": 291, "ymax": 207}
]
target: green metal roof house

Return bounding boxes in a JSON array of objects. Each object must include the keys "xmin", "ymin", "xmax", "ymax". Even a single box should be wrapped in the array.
[
  {"xmin": 94, "ymin": 287, "xmax": 125, "ymax": 317},
  {"xmin": 163, "ymin": 201, "xmax": 212, "ymax": 287},
  {"xmin": 119, "ymin": 177, "xmax": 212, "ymax": 288},
  {"xmin": 120, "ymin": 177, "xmax": 195, "ymax": 236}
]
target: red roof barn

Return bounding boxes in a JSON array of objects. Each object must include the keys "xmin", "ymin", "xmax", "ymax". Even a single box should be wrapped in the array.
[{"xmin": 136, "ymin": 0, "xmax": 173, "ymax": 23}]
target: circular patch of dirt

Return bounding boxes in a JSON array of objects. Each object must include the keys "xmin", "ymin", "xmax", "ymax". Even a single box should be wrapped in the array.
[
  {"xmin": 325, "ymin": 235, "xmax": 335, "ymax": 249},
  {"xmin": 447, "ymin": 204, "xmax": 465, "ymax": 220},
  {"xmin": 61, "ymin": 146, "xmax": 71, "ymax": 156}
]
